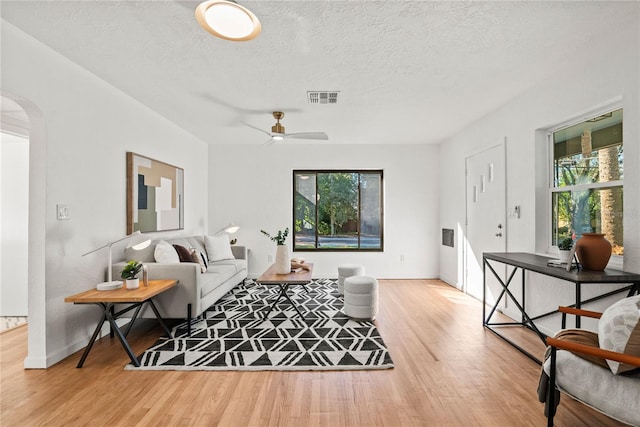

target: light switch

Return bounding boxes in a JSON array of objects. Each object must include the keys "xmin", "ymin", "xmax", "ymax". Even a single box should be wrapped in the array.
[{"xmin": 57, "ymin": 204, "xmax": 71, "ymax": 220}]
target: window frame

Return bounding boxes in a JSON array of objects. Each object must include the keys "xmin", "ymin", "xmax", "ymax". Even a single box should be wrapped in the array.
[
  {"xmin": 547, "ymin": 105, "xmax": 624, "ymax": 261},
  {"xmin": 292, "ymin": 169, "xmax": 384, "ymax": 252}
]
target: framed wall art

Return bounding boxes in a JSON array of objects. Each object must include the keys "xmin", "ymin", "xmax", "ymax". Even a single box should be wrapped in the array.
[{"xmin": 127, "ymin": 152, "xmax": 184, "ymax": 234}]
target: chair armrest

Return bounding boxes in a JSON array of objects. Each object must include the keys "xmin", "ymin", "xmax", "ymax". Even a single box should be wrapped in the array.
[
  {"xmin": 547, "ymin": 336, "xmax": 640, "ymax": 368},
  {"xmin": 558, "ymin": 306, "xmax": 602, "ymax": 319},
  {"xmin": 231, "ymin": 245, "xmax": 248, "ymax": 260}
]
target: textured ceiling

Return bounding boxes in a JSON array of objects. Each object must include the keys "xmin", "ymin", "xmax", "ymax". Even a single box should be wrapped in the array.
[{"xmin": 1, "ymin": 1, "xmax": 638, "ymax": 145}]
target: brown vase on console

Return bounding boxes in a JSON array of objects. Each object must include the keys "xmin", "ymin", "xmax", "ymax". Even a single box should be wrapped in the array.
[{"xmin": 575, "ymin": 233, "xmax": 612, "ymax": 271}]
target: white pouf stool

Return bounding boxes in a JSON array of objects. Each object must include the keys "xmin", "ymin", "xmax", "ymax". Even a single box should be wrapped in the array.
[
  {"xmin": 337, "ymin": 264, "xmax": 365, "ymax": 295},
  {"xmin": 343, "ymin": 276, "xmax": 378, "ymax": 320}
]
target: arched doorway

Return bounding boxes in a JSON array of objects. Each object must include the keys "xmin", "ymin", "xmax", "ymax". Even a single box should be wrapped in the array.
[
  {"xmin": 1, "ymin": 93, "xmax": 48, "ymax": 368},
  {"xmin": 1, "ymin": 97, "xmax": 29, "ymax": 325}
]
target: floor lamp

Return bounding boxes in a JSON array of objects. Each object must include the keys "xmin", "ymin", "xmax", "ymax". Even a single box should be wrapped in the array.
[
  {"xmin": 82, "ymin": 230, "xmax": 151, "ymax": 290},
  {"xmin": 214, "ymin": 223, "xmax": 240, "ymax": 235},
  {"xmin": 214, "ymin": 223, "xmax": 239, "ymax": 243}
]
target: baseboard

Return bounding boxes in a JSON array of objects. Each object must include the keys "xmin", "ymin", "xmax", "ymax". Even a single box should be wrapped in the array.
[
  {"xmin": 438, "ymin": 274, "xmax": 460, "ymax": 289},
  {"xmin": 23, "ymin": 356, "xmax": 48, "ymax": 369},
  {"xmin": 41, "ymin": 318, "xmax": 131, "ymax": 368}
]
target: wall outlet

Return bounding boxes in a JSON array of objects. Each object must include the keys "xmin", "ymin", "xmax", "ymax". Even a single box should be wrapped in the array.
[
  {"xmin": 267, "ymin": 255, "xmax": 273, "ymax": 263},
  {"xmin": 400, "ymin": 254, "xmax": 405, "ymax": 262},
  {"xmin": 56, "ymin": 204, "xmax": 71, "ymax": 220}
]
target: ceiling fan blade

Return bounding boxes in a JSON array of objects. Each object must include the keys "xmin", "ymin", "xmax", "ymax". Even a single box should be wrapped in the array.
[
  {"xmin": 284, "ymin": 132, "xmax": 329, "ymax": 140},
  {"xmin": 264, "ymin": 138, "xmax": 277, "ymax": 145},
  {"xmin": 243, "ymin": 122, "xmax": 272, "ymax": 136}
]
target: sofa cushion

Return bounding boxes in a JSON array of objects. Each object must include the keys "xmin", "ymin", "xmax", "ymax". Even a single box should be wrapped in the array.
[
  {"xmin": 154, "ymin": 240, "xmax": 180, "ymax": 264},
  {"xmin": 200, "ymin": 264, "xmax": 237, "ymax": 297},
  {"xmin": 598, "ymin": 295, "xmax": 640, "ymax": 374},
  {"xmin": 205, "ymin": 235, "xmax": 235, "ymax": 262},
  {"xmin": 209, "ymin": 258, "xmax": 247, "ymax": 274}
]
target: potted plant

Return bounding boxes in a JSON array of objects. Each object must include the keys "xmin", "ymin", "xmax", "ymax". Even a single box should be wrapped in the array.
[
  {"xmin": 261, "ymin": 228, "xmax": 290, "ymax": 274},
  {"xmin": 558, "ymin": 237, "xmax": 574, "ymax": 263},
  {"xmin": 121, "ymin": 260, "xmax": 143, "ymax": 289}
]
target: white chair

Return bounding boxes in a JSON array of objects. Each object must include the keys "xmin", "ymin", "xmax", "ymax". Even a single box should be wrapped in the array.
[
  {"xmin": 337, "ymin": 264, "xmax": 365, "ymax": 295},
  {"xmin": 343, "ymin": 275, "xmax": 378, "ymax": 320},
  {"xmin": 541, "ymin": 297, "xmax": 640, "ymax": 426}
]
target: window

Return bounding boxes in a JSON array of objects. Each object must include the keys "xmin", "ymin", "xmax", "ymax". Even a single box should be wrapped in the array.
[
  {"xmin": 550, "ymin": 108, "xmax": 623, "ymax": 255},
  {"xmin": 293, "ymin": 170, "xmax": 383, "ymax": 251}
]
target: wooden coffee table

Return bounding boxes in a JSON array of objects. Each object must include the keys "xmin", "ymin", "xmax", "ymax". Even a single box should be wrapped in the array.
[
  {"xmin": 256, "ymin": 263, "xmax": 313, "ymax": 320},
  {"xmin": 65, "ymin": 279, "xmax": 177, "ymax": 368}
]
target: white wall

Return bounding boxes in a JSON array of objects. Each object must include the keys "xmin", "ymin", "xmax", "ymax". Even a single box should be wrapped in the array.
[
  {"xmin": 439, "ymin": 13, "xmax": 639, "ymax": 336},
  {"xmin": 1, "ymin": 21, "xmax": 209, "ymax": 367},
  {"xmin": 0, "ymin": 132, "xmax": 29, "ymax": 316},
  {"xmin": 209, "ymin": 144, "xmax": 440, "ymax": 279}
]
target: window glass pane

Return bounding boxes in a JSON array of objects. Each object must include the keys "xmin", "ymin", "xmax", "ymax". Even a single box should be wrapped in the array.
[
  {"xmin": 552, "ymin": 186, "xmax": 624, "ymax": 255},
  {"xmin": 317, "ymin": 172, "xmax": 359, "ymax": 249},
  {"xmin": 294, "ymin": 172, "xmax": 316, "ymax": 249},
  {"xmin": 553, "ymin": 108, "xmax": 623, "ymax": 188},
  {"xmin": 293, "ymin": 170, "xmax": 384, "ymax": 251},
  {"xmin": 360, "ymin": 173, "xmax": 382, "ymax": 249}
]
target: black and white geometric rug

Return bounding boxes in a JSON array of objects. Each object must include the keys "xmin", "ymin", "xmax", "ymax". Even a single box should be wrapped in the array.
[{"xmin": 126, "ymin": 278, "xmax": 394, "ymax": 371}]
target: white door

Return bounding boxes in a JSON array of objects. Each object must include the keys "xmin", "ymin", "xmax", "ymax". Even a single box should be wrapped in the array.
[{"xmin": 465, "ymin": 144, "xmax": 506, "ymax": 301}]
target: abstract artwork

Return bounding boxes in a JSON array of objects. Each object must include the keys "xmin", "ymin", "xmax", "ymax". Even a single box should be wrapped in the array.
[{"xmin": 127, "ymin": 152, "xmax": 184, "ymax": 234}]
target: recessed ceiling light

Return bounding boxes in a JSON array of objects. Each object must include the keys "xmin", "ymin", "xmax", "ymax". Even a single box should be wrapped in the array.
[{"xmin": 195, "ymin": 0, "xmax": 261, "ymax": 42}]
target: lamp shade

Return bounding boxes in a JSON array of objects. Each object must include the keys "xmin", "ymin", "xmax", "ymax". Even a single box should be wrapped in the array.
[{"xmin": 195, "ymin": 0, "xmax": 261, "ymax": 42}]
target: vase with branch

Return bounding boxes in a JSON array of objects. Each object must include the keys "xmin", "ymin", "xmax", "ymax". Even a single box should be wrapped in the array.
[{"xmin": 261, "ymin": 228, "xmax": 290, "ymax": 274}]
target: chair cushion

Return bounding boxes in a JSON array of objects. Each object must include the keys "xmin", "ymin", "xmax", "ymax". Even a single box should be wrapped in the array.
[
  {"xmin": 544, "ymin": 350, "xmax": 640, "ymax": 426},
  {"xmin": 598, "ymin": 295, "xmax": 640, "ymax": 374}
]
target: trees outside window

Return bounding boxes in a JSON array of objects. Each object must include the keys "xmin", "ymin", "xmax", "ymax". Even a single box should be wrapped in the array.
[
  {"xmin": 293, "ymin": 170, "xmax": 383, "ymax": 251},
  {"xmin": 551, "ymin": 108, "xmax": 623, "ymax": 255}
]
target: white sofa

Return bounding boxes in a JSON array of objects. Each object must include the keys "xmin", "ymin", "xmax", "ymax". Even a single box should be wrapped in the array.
[{"xmin": 112, "ymin": 235, "xmax": 247, "ymax": 334}]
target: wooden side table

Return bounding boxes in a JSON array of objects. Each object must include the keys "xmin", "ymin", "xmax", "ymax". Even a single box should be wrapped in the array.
[{"xmin": 65, "ymin": 279, "xmax": 177, "ymax": 368}]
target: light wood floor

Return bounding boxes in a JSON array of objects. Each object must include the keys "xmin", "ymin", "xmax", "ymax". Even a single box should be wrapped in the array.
[{"xmin": 0, "ymin": 279, "xmax": 623, "ymax": 426}]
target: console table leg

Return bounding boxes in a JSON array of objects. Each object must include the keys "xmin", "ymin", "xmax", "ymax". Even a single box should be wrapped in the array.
[
  {"xmin": 105, "ymin": 303, "xmax": 140, "ymax": 367},
  {"xmin": 77, "ymin": 306, "xmax": 108, "ymax": 368}
]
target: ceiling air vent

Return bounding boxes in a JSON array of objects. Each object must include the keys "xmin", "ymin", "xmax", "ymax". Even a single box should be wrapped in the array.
[{"xmin": 307, "ymin": 91, "xmax": 339, "ymax": 104}]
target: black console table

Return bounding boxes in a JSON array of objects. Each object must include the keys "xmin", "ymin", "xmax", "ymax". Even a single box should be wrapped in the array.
[{"xmin": 482, "ymin": 252, "xmax": 640, "ymax": 363}]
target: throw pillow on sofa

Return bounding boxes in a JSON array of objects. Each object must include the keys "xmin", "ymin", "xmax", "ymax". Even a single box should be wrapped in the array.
[
  {"xmin": 190, "ymin": 248, "xmax": 208, "ymax": 273},
  {"xmin": 205, "ymin": 234, "xmax": 235, "ymax": 262},
  {"xmin": 154, "ymin": 240, "xmax": 180, "ymax": 263},
  {"xmin": 173, "ymin": 244, "xmax": 193, "ymax": 263}
]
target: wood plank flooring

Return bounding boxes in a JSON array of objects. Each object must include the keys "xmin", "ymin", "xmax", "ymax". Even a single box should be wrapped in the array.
[{"xmin": 0, "ymin": 279, "xmax": 624, "ymax": 426}]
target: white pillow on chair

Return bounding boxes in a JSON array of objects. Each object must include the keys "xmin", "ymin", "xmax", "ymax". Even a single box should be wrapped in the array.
[
  {"xmin": 598, "ymin": 295, "xmax": 640, "ymax": 374},
  {"xmin": 205, "ymin": 235, "xmax": 235, "ymax": 262}
]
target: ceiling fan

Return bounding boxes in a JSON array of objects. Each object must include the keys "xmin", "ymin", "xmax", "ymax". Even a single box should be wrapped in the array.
[{"xmin": 245, "ymin": 111, "xmax": 328, "ymax": 144}]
